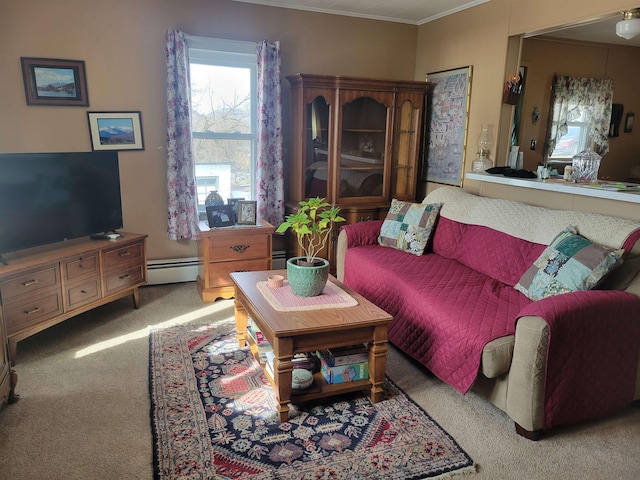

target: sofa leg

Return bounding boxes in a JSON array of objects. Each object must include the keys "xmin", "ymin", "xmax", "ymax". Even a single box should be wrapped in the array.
[{"xmin": 515, "ymin": 423, "xmax": 543, "ymax": 441}]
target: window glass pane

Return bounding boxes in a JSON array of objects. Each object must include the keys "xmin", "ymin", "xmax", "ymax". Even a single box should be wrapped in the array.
[
  {"xmin": 193, "ymin": 138, "xmax": 252, "ymax": 203},
  {"xmin": 550, "ymin": 119, "xmax": 591, "ymax": 159},
  {"xmin": 190, "ymin": 64, "xmax": 252, "ymax": 134}
]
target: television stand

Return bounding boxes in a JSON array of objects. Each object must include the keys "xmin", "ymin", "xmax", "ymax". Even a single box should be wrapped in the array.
[{"xmin": 0, "ymin": 232, "xmax": 148, "ymax": 365}]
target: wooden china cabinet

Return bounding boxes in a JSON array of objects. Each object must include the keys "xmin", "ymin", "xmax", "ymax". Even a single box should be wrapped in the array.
[{"xmin": 285, "ymin": 73, "xmax": 427, "ymax": 267}]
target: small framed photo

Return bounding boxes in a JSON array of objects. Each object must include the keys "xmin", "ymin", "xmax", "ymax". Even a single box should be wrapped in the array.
[
  {"xmin": 87, "ymin": 111, "xmax": 144, "ymax": 151},
  {"xmin": 237, "ymin": 200, "xmax": 257, "ymax": 225},
  {"xmin": 21, "ymin": 57, "xmax": 89, "ymax": 106},
  {"xmin": 206, "ymin": 205, "xmax": 235, "ymax": 228},
  {"xmin": 227, "ymin": 197, "xmax": 244, "ymax": 222}
]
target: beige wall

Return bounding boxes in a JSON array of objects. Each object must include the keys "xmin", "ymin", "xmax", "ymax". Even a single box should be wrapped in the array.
[
  {"xmin": 3, "ymin": 0, "xmax": 640, "ymax": 262},
  {"xmin": 0, "ymin": 0, "xmax": 418, "ymax": 260}
]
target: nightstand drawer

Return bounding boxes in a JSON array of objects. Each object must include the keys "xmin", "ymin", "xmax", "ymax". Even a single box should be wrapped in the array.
[
  {"xmin": 208, "ymin": 234, "xmax": 270, "ymax": 262},
  {"xmin": 0, "ymin": 264, "xmax": 60, "ymax": 302},
  {"xmin": 206, "ymin": 259, "xmax": 271, "ymax": 287},
  {"xmin": 4, "ymin": 291, "xmax": 63, "ymax": 335}
]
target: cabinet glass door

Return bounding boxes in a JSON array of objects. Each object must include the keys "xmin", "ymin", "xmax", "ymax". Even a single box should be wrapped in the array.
[
  {"xmin": 391, "ymin": 98, "xmax": 421, "ymax": 200},
  {"xmin": 338, "ymin": 97, "xmax": 388, "ymax": 199},
  {"xmin": 305, "ymin": 96, "xmax": 330, "ymax": 199}
]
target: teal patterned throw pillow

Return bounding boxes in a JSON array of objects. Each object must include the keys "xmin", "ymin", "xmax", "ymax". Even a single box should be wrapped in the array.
[
  {"xmin": 514, "ymin": 225, "xmax": 624, "ymax": 301},
  {"xmin": 378, "ymin": 200, "xmax": 442, "ymax": 256}
]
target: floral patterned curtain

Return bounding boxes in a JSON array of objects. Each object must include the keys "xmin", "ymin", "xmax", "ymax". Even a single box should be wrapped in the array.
[
  {"xmin": 256, "ymin": 40, "xmax": 284, "ymax": 227},
  {"xmin": 547, "ymin": 75, "xmax": 614, "ymax": 157},
  {"xmin": 166, "ymin": 30, "xmax": 199, "ymax": 241}
]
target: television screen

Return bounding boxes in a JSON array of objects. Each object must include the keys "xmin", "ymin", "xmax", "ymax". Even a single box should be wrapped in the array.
[{"xmin": 0, "ymin": 151, "xmax": 123, "ymax": 254}]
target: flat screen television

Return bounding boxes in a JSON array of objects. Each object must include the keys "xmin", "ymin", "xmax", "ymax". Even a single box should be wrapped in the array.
[{"xmin": 0, "ymin": 151, "xmax": 123, "ymax": 257}]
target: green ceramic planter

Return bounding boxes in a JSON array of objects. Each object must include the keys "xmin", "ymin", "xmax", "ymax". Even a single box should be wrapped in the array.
[{"xmin": 286, "ymin": 257, "xmax": 330, "ymax": 297}]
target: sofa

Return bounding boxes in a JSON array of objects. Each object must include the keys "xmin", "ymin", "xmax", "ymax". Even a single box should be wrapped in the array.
[{"xmin": 336, "ymin": 186, "xmax": 640, "ymax": 439}]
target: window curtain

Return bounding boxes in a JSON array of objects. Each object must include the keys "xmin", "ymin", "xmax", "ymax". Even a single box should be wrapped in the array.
[
  {"xmin": 547, "ymin": 75, "xmax": 614, "ymax": 157},
  {"xmin": 166, "ymin": 30, "xmax": 199, "ymax": 241},
  {"xmin": 256, "ymin": 40, "xmax": 284, "ymax": 227}
]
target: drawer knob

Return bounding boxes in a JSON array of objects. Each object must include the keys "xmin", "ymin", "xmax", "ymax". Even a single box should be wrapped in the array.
[
  {"xmin": 119, "ymin": 274, "xmax": 131, "ymax": 280},
  {"xmin": 25, "ymin": 307, "xmax": 41, "ymax": 315},
  {"xmin": 230, "ymin": 245, "xmax": 250, "ymax": 253},
  {"xmin": 22, "ymin": 279, "xmax": 39, "ymax": 287},
  {"xmin": 119, "ymin": 251, "xmax": 131, "ymax": 257}
]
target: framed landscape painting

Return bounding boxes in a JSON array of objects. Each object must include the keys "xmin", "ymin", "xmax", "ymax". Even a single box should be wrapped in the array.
[
  {"xmin": 422, "ymin": 66, "xmax": 472, "ymax": 186},
  {"xmin": 87, "ymin": 111, "xmax": 144, "ymax": 151},
  {"xmin": 21, "ymin": 57, "xmax": 89, "ymax": 106}
]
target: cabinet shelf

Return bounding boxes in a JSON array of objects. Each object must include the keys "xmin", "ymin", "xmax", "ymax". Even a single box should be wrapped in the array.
[{"xmin": 342, "ymin": 129, "xmax": 386, "ymax": 133}]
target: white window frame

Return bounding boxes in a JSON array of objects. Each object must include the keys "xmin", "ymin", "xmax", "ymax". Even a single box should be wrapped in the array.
[{"xmin": 188, "ymin": 36, "xmax": 257, "ymax": 213}]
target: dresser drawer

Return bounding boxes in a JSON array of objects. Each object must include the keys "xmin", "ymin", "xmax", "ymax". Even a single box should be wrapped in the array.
[
  {"xmin": 206, "ymin": 259, "xmax": 271, "ymax": 287},
  {"xmin": 103, "ymin": 242, "xmax": 144, "ymax": 271},
  {"xmin": 0, "ymin": 264, "xmax": 60, "ymax": 302},
  {"xmin": 64, "ymin": 254, "xmax": 99, "ymax": 282},
  {"xmin": 4, "ymin": 291, "xmax": 63, "ymax": 335},
  {"xmin": 104, "ymin": 264, "xmax": 145, "ymax": 295},
  {"xmin": 208, "ymin": 235, "xmax": 270, "ymax": 262},
  {"xmin": 66, "ymin": 277, "xmax": 102, "ymax": 309}
]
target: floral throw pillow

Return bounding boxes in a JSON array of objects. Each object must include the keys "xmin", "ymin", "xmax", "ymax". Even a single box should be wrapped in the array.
[
  {"xmin": 378, "ymin": 200, "xmax": 442, "ymax": 256},
  {"xmin": 514, "ymin": 225, "xmax": 624, "ymax": 301}
]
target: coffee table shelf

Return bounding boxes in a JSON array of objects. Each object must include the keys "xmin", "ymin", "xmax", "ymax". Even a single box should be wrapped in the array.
[{"xmin": 250, "ymin": 339, "xmax": 372, "ymax": 402}]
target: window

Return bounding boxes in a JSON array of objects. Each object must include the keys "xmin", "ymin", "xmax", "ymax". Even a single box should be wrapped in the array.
[
  {"xmin": 548, "ymin": 110, "xmax": 589, "ymax": 161},
  {"xmin": 189, "ymin": 38, "xmax": 257, "ymax": 216}
]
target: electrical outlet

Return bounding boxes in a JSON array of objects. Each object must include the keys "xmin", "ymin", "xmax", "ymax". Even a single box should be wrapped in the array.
[{"xmin": 530, "ymin": 139, "xmax": 536, "ymax": 150}]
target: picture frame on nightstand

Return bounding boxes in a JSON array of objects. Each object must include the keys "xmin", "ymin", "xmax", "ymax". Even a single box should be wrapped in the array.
[
  {"xmin": 237, "ymin": 200, "xmax": 257, "ymax": 225},
  {"xmin": 227, "ymin": 197, "xmax": 244, "ymax": 222},
  {"xmin": 206, "ymin": 205, "xmax": 235, "ymax": 228}
]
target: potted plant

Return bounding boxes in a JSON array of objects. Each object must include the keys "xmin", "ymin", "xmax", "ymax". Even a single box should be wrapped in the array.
[{"xmin": 276, "ymin": 197, "xmax": 345, "ymax": 297}]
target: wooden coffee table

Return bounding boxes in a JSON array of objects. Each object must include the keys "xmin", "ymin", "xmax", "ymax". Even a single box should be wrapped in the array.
[{"xmin": 230, "ymin": 270, "xmax": 393, "ymax": 422}]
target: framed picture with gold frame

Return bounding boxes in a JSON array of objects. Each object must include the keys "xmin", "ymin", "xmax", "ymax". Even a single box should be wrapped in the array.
[
  {"xmin": 237, "ymin": 200, "xmax": 257, "ymax": 225},
  {"xmin": 422, "ymin": 66, "xmax": 472, "ymax": 187}
]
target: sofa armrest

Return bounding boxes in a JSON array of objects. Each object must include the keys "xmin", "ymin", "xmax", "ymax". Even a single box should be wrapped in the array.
[
  {"xmin": 509, "ymin": 290, "xmax": 640, "ymax": 431},
  {"xmin": 336, "ymin": 220, "xmax": 383, "ymax": 282},
  {"xmin": 506, "ymin": 315, "xmax": 548, "ymax": 432}
]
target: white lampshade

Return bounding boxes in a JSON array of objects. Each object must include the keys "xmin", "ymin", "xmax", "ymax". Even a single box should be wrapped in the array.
[{"xmin": 616, "ymin": 11, "xmax": 640, "ymax": 40}]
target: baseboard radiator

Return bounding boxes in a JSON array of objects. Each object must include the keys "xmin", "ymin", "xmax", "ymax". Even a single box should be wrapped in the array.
[
  {"xmin": 147, "ymin": 252, "xmax": 288, "ymax": 286},
  {"xmin": 272, "ymin": 250, "xmax": 287, "ymax": 270},
  {"xmin": 147, "ymin": 257, "xmax": 199, "ymax": 285}
]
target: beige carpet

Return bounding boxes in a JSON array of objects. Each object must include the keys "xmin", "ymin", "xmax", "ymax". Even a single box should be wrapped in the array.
[{"xmin": 0, "ymin": 282, "xmax": 638, "ymax": 480}]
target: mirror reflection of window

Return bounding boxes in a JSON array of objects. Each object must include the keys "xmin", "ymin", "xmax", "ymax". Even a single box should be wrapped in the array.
[{"xmin": 546, "ymin": 75, "xmax": 613, "ymax": 164}]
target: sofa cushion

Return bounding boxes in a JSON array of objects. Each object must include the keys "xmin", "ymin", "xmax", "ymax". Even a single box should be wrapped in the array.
[
  {"xmin": 378, "ymin": 199, "xmax": 442, "ymax": 256},
  {"xmin": 433, "ymin": 217, "xmax": 547, "ymax": 286},
  {"xmin": 515, "ymin": 225, "xmax": 624, "ymax": 301},
  {"xmin": 343, "ymin": 244, "xmax": 532, "ymax": 394}
]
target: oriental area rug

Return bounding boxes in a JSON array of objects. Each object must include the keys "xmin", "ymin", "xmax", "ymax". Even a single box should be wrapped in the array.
[{"xmin": 149, "ymin": 323, "xmax": 475, "ymax": 480}]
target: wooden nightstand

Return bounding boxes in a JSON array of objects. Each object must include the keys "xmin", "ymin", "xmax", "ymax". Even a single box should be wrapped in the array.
[{"xmin": 196, "ymin": 219, "xmax": 275, "ymax": 302}]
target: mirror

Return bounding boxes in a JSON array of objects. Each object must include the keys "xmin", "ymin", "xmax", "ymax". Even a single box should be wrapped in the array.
[{"xmin": 506, "ymin": 13, "xmax": 640, "ymax": 183}]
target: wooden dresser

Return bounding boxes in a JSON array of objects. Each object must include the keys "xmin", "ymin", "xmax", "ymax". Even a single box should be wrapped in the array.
[
  {"xmin": 0, "ymin": 232, "xmax": 148, "ymax": 366},
  {"xmin": 196, "ymin": 220, "xmax": 274, "ymax": 302}
]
